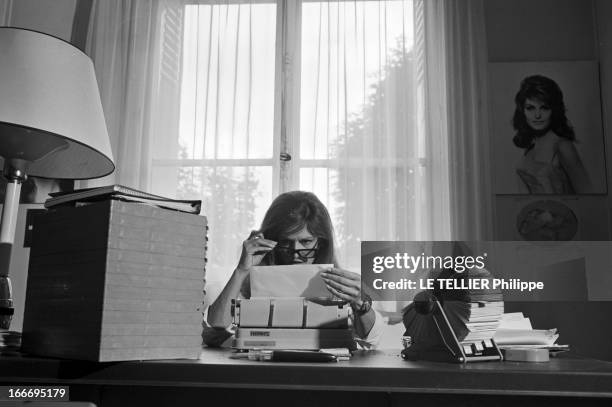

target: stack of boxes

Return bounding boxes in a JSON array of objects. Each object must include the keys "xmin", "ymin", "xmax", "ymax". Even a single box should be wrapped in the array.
[{"xmin": 22, "ymin": 199, "xmax": 207, "ymax": 361}]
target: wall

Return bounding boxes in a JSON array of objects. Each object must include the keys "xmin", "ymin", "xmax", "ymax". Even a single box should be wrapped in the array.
[
  {"xmin": 485, "ymin": 0, "xmax": 612, "ymax": 360},
  {"xmin": 7, "ymin": 0, "xmax": 76, "ymax": 41},
  {"xmin": 486, "ymin": 0, "xmax": 596, "ymax": 61},
  {"xmin": 595, "ymin": 0, "xmax": 612, "ymax": 241}
]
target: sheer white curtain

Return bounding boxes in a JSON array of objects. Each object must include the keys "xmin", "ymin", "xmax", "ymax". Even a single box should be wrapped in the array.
[
  {"xmin": 295, "ymin": 0, "xmax": 492, "ymax": 264},
  {"xmin": 442, "ymin": 0, "xmax": 493, "ymax": 240},
  {"xmin": 84, "ymin": 0, "xmax": 185, "ymax": 190},
  {"xmin": 294, "ymin": 0, "xmax": 450, "ymax": 271},
  {"xmin": 167, "ymin": 1, "xmax": 278, "ymax": 290},
  {"xmin": 388, "ymin": 0, "xmax": 491, "ymax": 243}
]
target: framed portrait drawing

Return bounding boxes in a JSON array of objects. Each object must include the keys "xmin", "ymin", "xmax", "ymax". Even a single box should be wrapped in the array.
[{"xmin": 489, "ymin": 61, "xmax": 607, "ymax": 195}]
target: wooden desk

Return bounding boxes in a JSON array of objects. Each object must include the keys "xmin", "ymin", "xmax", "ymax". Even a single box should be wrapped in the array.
[{"xmin": 1, "ymin": 349, "xmax": 612, "ymax": 406}]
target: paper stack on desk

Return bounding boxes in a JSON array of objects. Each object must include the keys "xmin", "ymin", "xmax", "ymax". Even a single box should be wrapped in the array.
[
  {"xmin": 444, "ymin": 301, "xmax": 505, "ymax": 342},
  {"xmin": 22, "ymin": 199, "xmax": 207, "ymax": 362},
  {"xmin": 493, "ymin": 312, "xmax": 566, "ymax": 350}
]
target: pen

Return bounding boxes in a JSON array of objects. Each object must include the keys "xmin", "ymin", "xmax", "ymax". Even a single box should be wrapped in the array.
[{"xmin": 270, "ymin": 350, "xmax": 337, "ymax": 363}]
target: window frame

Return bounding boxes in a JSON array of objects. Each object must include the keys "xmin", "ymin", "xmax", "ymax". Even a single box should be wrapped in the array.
[{"xmin": 151, "ymin": 0, "xmax": 293, "ymax": 198}]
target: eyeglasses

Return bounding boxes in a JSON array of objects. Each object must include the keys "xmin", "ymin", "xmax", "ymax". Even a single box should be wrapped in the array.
[
  {"xmin": 266, "ymin": 243, "xmax": 320, "ymax": 265},
  {"xmin": 274, "ymin": 246, "xmax": 318, "ymax": 259}
]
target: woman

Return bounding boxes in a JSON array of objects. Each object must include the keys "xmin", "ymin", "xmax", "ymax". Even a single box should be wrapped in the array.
[
  {"xmin": 513, "ymin": 75, "xmax": 592, "ymax": 194},
  {"xmin": 204, "ymin": 191, "xmax": 383, "ymax": 348}
]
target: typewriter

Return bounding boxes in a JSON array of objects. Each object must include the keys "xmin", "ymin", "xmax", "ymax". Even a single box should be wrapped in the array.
[{"xmin": 231, "ymin": 298, "xmax": 356, "ymax": 350}]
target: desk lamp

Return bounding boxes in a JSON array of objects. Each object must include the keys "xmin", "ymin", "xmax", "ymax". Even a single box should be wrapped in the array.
[{"xmin": 0, "ymin": 27, "xmax": 114, "ymax": 330}]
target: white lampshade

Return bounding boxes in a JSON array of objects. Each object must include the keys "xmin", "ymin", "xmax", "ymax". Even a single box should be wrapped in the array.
[{"xmin": 0, "ymin": 27, "xmax": 114, "ymax": 179}]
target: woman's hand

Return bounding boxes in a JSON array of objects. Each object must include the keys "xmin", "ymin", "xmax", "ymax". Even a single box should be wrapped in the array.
[
  {"xmin": 322, "ymin": 267, "xmax": 376, "ymax": 339},
  {"xmin": 236, "ymin": 231, "xmax": 277, "ymax": 273},
  {"xmin": 321, "ymin": 268, "xmax": 364, "ymax": 307}
]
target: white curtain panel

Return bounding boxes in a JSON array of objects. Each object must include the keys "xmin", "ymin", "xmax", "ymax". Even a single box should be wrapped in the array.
[
  {"xmin": 441, "ymin": 0, "xmax": 493, "ymax": 240},
  {"xmin": 168, "ymin": 1, "xmax": 278, "ymax": 286},
  {"xmin": 416, "ymin": 0, "xmax": 451, "ymax": 241},
  {"xmin": 85, "ymin": 0, "xmax": 185, "ymax": 189},
  {"xmin": 297, "ymin": 0, "xmax": 446, "ymax": 269}
]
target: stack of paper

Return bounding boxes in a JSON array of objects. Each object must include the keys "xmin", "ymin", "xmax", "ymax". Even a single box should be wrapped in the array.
[
  {"xmin": 498, "ymin": 312, "xmax": 533, "ymax": 330},
  {"xmin": 494, "ymin": 329, "xmax": 560, "ymax": 347},
  {"xmin": 22, "ymin": 199, "xmax": 207, "ymax": 361},
  {"xmin": 493, "ymin": 312, "xmax": 565, "ymax": 350},
  {"xmin": 437, "ymin": 267, "xmax": 504, "ymax": 342},
  {"xmin": 445, "ymin": 301, "xmax": 505, "ymax": 342}
]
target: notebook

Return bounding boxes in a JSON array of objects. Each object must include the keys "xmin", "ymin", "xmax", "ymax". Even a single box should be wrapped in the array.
[{"xmin": 45, "ymin": 185, "xmax": 201, "ymax": 214}]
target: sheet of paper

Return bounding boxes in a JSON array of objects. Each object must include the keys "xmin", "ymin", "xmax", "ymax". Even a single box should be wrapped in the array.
[
  {"xmin": 499, "ymin": 312, "xmax": 533, "ymax": 330},
  {"xmin": 250, "ymin": 264, "xmax": 335, "ymax": 299},
  {"xmin": 494, "ymin": 329, "xmax": 558, "ymax": 346}
]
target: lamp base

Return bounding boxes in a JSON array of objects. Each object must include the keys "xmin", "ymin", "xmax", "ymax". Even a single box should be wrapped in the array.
[{"xmin": 0, "ymin": 163, "xmax": 24, "ymax": 331}]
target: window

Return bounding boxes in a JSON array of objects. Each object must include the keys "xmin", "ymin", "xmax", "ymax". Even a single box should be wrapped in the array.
[{"xmin": 150, "ymin": 0, "xmax": 424, "ymax": 285}]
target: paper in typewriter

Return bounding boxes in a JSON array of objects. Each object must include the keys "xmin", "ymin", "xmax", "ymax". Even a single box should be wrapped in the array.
[{"xmin": 250, "ymin": 264, "xmax": 336, "ymax": 300}]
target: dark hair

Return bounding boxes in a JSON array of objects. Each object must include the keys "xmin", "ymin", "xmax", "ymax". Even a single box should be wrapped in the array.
[
  {"xmin": 259, "ymin": 191, "xmax": 337, "ymax": 266},
  {"xmin": 512, "ymin": 75, "xmax": 575, "ymax": 149}
]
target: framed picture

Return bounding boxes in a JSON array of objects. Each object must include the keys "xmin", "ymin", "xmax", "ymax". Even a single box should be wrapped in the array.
[{"xmin": 489, "ymin": 61, "xmax": 607, "ymax": 195}]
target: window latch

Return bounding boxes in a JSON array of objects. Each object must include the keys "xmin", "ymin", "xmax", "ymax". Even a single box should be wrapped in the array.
[{"xmin": 280, "ymin": 152, "xmax": 292, "ymax": 161}]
